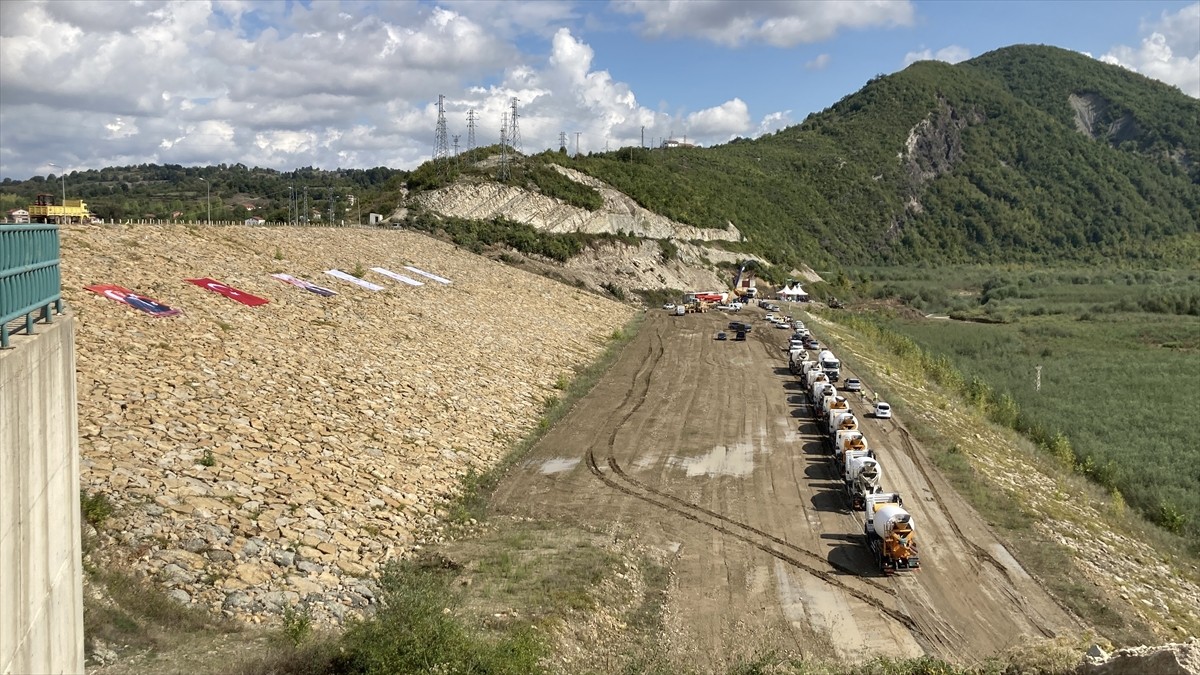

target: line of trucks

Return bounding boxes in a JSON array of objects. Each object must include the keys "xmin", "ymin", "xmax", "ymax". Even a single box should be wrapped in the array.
[{"xmin": 788, "ymin": 338, "xmax": 920, "ymax": 575}]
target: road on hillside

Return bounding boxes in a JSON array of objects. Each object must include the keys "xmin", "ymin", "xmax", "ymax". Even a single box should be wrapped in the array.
[{"xmin": 489, "ymin": 308, "xmax": 1080, "ymax": 668}]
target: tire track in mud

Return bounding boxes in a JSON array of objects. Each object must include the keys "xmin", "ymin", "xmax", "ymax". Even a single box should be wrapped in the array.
[
  {"xmin": 585, "ymin": 450, "xmax": 920, "ymax": 634},
  {"xmin": 893, "ymin": 428, "xmax": 1058, "ymax": 639},
  {"xmin": 582, "ymin": 317, "xmax": 922, "ymax": 638}
]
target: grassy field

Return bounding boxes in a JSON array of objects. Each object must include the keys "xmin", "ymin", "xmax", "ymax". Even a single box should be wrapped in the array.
[{"xmin": 830, "ymin": 266, "xmax": 1200, "ymax": 542}]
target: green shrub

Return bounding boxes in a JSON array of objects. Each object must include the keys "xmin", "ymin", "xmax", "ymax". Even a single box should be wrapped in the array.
[
  {"xmin": 333, "ymin": 560, "xmax": 544, "ymax": 674},
  {"xmin": 81, "ymin": 490, "xmax": 113, "ymax": 528}
]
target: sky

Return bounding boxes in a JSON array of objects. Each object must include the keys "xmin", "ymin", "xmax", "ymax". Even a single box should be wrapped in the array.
[{"xmin": 0, "ymin": 0, "xmax": 1197, "ymax": 182}]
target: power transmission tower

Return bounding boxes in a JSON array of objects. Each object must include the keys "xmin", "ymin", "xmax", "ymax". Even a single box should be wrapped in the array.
[
  {"xmin": 508, "ymin": 97, "xmax": 521, "ymax": 155},
  {"xmin": 558, "ymin": 131, "xmax": 567, "ymax": 153},
  {"xmin": 434, "ymin": 94, "xmax": 450, "ymax": 177},
  {"xmin": 574, "ymin": 132, "xmax": 582, "ymax": 157},
  {"xmin": 452, "ymin": 134, "xmax": 461, "ymax": 171},
  {"xmin": 498, "ymin": 113, "xmax": 510, "ymax": 181},
  {"xmin": 466, "ymin": 109, "xmax": 477, "ymax": 153}
]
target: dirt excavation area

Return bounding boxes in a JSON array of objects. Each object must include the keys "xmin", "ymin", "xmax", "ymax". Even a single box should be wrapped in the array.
[{"xmin": 490, "ymin": 307, "xmax": 1081, "ymax": 668}]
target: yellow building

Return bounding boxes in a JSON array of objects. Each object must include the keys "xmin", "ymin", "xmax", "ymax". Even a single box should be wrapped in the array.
[{"xmin": 28, "ymin": 194, "xmax": 91, "ymax": 224}]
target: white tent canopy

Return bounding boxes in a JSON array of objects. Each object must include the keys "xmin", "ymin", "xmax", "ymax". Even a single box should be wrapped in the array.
[{"xmin": 777, "ymin": 285, "xmax": 809, "ymax": 300}]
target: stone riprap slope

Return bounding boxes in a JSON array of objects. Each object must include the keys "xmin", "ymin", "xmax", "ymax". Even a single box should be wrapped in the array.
[{"xmin": 60, "ymin": 223, "xmax": 634, "ymax": 625}]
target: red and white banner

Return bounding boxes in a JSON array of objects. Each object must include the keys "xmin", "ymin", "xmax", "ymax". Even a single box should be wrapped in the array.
[
  {"xmin": 186, "ymin": 278, "xmax": 270, "ymax": 306},
  {"xmin": 85, "ymin": 284, "xmax": 182, "ymax": 317}
]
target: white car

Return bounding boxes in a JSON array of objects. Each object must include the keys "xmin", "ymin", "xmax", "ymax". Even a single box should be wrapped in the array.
[
  {"xmin": 663, "ymin": 303, "xmax": 676, "ymax": 310},
  {"xmin": 873, "ymin": 401, "xmax": 892, "ymax": 419}
]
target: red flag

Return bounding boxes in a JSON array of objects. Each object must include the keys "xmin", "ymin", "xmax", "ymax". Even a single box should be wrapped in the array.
[{"xmin": 186, "ymin": 278, "xmax": 269, "ymax": 306}]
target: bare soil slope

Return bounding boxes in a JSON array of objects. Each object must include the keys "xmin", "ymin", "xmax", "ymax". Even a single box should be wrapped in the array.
[{"xmin": 490, "ymin": 308, "xmax": 1080, "ymax": 669}]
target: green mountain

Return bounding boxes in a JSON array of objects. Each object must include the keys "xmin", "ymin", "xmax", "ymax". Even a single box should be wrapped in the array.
[{"xmin": 564, "ymin": 44, "xmax": 1200, "ymax": 269}]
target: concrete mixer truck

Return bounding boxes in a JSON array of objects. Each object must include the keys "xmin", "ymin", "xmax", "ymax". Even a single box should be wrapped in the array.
[
  {"xmin": 822, "ymin": 396, "xmax": 851, "ymax": 434},
  {"xmin": 817, "ymin": 349, "xmax": 841, "ymax": 383},
  {"xmin": 833, "ymin": 429, "xmax": 869, "ymax": 465},
  {"xmin": 864, "ymin": 493, "xmax": 919, "ymax": 573},
  {"xmin": 843, "ymin": 450, "xmax": 882, "ymax": 511}
]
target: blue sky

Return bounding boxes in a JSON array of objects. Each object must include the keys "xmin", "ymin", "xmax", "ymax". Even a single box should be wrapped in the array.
[{"xmin": 0, "ymin": 0, "xmax": 1196, "ymax": 180}]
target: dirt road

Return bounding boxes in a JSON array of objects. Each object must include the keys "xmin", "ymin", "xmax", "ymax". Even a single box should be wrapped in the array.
[{"xmin": 490, "ymin": 308, "xmax": 1080, "ymax": 668}]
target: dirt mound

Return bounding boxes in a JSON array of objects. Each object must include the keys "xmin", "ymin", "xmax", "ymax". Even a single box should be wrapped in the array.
[{"xmin": 1076, "ymin": 639, "xmax": 1199, "ymax": 675}]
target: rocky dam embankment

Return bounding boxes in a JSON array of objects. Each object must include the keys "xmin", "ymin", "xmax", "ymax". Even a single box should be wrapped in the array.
[{"xmin": 61, "ymin": 223, "xmax": 634, "ymax": 625}]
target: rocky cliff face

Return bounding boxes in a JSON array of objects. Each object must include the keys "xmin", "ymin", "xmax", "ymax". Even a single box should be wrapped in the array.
[
  {"xmin": 62, "ymin": 223, "xmax": 634, "ymax": 626},
  {"xmin": 414, "ymin": 165, "xmax": 743, "ymax": 242}
]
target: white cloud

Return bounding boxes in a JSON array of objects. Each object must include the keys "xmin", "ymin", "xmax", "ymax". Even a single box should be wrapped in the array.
[
  {"xmin": 1099, "ymin": 3, "xmax": 1200, "ymax": 97},
  {"xmin": 903, "ymin": 44, "xmax": 970, "ymax": 66},
  {"xmin": 0, "ymin": 2, "xmax": 795, "ymax": 179},
  {"xmin": 685, "ymin": 99, "xmax": 752, "ymax": 137},
  {"xmin": 755, "ymin": 111, "xmax": 794, "ymax": 137},
  {"xmin": 805, "ymin": 53, "xmax": 831, "ymax": 70},
  {"xmin": 614, "ymin": 0, "xmax": 914, "ymax": 47}
]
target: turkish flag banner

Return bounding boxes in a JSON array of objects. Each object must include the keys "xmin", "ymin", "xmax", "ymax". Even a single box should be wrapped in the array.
[{"xmin": 186, "ymin": 278, "xmax": 270, "ymax": 306}]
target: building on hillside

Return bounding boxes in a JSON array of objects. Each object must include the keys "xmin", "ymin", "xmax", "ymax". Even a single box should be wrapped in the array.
[
  {"xmin": 7, "ymin": 208, "xmax": 30, "ymax": 223},
  {"xmin": 245, "ymin": 217, "xmax": 266, "ymax": 225}
]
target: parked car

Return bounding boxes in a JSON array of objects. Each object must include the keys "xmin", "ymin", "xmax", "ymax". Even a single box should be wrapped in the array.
[
  {"xmin": 843, "ymin": 378, "xmax": 863, "ymax": 393},
  {"xmin": 729, "ymin": 321, "xmax": 741, "ymax": 330},
  {"xmin": 717, "ymin": 332, "xmax": 728, "ymax": 341},
  {"xmin": 735, "ymin": 330, "xmax": 747, "ymax": 341},
  {"xmin": 663, "ymin": 303, "xmax": 675, "ymax": 310},
  {"xmin": 873, "ymin": 401, "xmax": 892, "ymax": 419}
]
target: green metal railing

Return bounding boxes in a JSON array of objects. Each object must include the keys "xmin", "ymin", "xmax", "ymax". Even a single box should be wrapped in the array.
[{"xmin": 1, "ymin": 224, "xmax": 64, "ymax": 348}]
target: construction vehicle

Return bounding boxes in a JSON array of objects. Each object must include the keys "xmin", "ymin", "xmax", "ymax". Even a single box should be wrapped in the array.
[
  {"xmin": 810, "ymin": 382, "xmax": 834, "ymax": 408},
  {"xmin": 833, "ymin": 429, "xmax": 869, "ymax": 464},
  {"xmin": 822, "ymin": 396, "xmax": 851, "ymax": 433},
  {"xmin": 802, "ymin": 363, "xmax": 822, "ymax": 385},
  {"xmin": 818, "ymin": 349, "xmax": 841, "ymax": 383},
  {"xmin": 843, "ymin": 450, "xmax": 882, "ymax": 511},
  {"xmin": 864, "ymin": 493, "xmax": 919, "ymax": 573},
  {"xmin": 788, "ymin": 350, "xmax": 808, "ymax": 375},
  {"xmin": 28, "ymin": 194, "xmax": 91, "ymax": 224}
]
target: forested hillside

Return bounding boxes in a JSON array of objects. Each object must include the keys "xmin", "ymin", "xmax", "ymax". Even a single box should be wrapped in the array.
[{"xmin": 564, "ymin": 45, "xmax": 1199, "ymax": 269}]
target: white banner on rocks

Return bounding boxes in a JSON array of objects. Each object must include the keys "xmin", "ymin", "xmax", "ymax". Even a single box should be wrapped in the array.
[
  {"xmin": 324, "ymin": 269, "xmax": 385, "ymax": 291},
  {"xmin": 403, "ymin": 266, "xmax": 452, "ymax": 284},
  {"xmin": 370, "ymin": 267, "xmax": 423, "ymax": 286}
]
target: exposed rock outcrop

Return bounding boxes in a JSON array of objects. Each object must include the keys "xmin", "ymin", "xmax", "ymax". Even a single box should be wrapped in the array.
[
  {"xmin": 414, "ymin": 167, "xmax": 742, "ymax": 242},
  {"xmin": 899, "ymin": 98, "xmax": 986, "ymax": 184},
  {"xmin": 1075, "ymin": 639, "xmax": 1199, "ymax": 675}
]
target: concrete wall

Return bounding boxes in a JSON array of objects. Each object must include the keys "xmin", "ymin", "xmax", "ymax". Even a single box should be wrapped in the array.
[{"xmin": 1, "ymin": 315, "xmax": 84, "ymax": 675}]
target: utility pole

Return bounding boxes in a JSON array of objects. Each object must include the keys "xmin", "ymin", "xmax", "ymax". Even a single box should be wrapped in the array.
[
  {"xmin": 498, "ymin": 113, "xmax": 510, "ymax": 181},
  {"xmin": 574, "ymin": 132, "xmax": 582, "ymax": 158},
  {"xmin": 641, "ymin": 126, "xmax": 645, "ymax": 148},
  {"xmin": 466, "ymin": 109, "xmax": 477, "ymax": 153},
  {"xmin": 303, "ymin": 186, "xmax": 309, "ymax": 224},
  {"xmin": 508, "ymin": 97, "xmax": 521, "ymax": 155}
]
